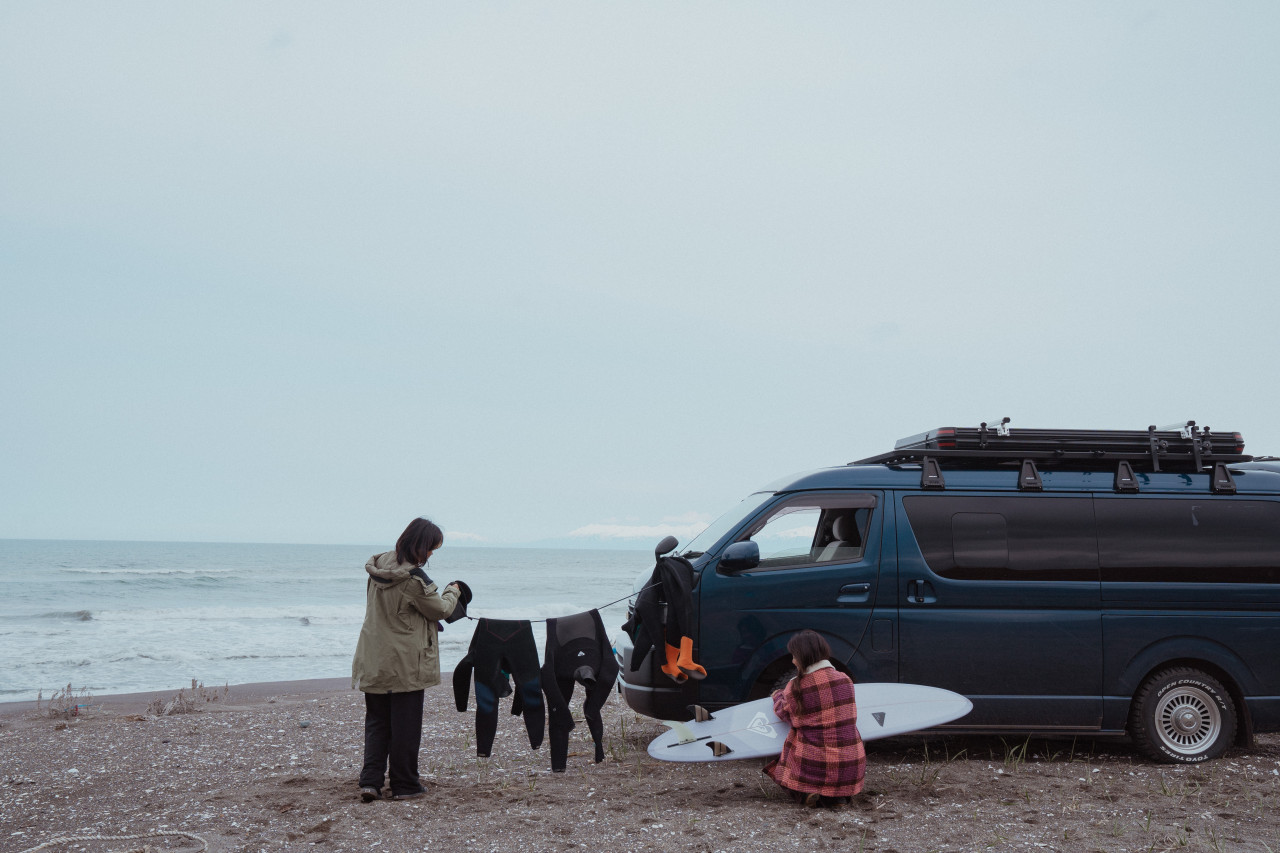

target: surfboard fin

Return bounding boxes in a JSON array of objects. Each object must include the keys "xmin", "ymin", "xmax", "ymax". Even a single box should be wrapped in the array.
[
  {"xmin": 687, "ymin": 705, "xmax": 715, "ymax": 723},
  {"xmin": 707, "ymin": 741, "xmax": 733, "ymax": 757},
  {"xmin": 661, "ymin": 720, "xmax": 697, "ymax": 745}
]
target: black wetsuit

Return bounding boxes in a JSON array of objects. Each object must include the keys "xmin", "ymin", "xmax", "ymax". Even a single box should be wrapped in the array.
[
  {"xmin": 541, "ymin": 609, "xmax": 619, "ymax": 772},
  {"xmin": 453, "ymin": 618, "xmax": 544, "ymax": 756},
  {"xmin": 622, "ymin": 554, "xmax": 704, "ymax": 681}
]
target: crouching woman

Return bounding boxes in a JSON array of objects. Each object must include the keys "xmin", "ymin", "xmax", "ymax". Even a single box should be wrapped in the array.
[{"xmin": 763, "ymin": 630, "xmax": 866, "ymax": 807}]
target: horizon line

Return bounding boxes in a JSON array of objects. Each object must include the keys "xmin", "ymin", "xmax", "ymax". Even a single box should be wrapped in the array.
[{"xmin": 0, "ymin": 535, "xmax": 653, "ymax": 551}]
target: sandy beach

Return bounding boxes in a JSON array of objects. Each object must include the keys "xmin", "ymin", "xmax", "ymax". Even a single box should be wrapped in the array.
[{"xmin": 3, "ymin": 678, "xmax": 1279, "ymax": 853}]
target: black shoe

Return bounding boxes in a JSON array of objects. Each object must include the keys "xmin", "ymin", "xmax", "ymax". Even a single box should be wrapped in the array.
[
  {"xmin": 360, "ymin": 786, "xmax": 381, "ymax": 803},
  {"xmin": 392, "ymin": 789, "xmax": 426, "ymax": 801}
]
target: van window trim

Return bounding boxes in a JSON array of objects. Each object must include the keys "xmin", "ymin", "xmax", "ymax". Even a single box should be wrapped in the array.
[{"xmin": 729, "ymin": 491, "xmax": 879, "ymax": 574}]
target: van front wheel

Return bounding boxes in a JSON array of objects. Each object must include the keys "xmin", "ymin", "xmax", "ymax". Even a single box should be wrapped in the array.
[{"xmin": 1129, "ymin": 667, "xmax": 1237, "ymax": 763}]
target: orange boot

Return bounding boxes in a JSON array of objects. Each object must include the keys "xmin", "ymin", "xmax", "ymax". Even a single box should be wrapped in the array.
[
  {"xmin": 676, "ymin": 636, "xmax": 706, "ymax": 680},
  {"xmin": 661, "ymin": 643, "xmax": 688, "ymax": 683}
]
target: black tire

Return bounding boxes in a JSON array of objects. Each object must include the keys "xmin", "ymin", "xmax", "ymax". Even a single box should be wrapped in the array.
[
  {"xmin": 1129, "ymin": 667, "xmax": 1237, "ymax": 763},
  {"xmin": 771, "ymin": 667, "xmax": 798, "ymax": 693}
]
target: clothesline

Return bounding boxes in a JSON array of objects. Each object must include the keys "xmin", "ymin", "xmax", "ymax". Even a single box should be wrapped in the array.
[{"xmin": 458, "ymin": 581, "xmax": 659, "ymax": 623}]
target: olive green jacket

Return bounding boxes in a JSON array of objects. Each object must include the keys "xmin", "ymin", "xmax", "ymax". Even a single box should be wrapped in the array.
[{"xmin": 351, "ymin": 552, "xmax": 460, "ymax": 693}]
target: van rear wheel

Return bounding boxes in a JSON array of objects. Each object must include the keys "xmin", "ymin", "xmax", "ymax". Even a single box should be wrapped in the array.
[{"xmin": 1129, "ymin": 667, "xmax": 1236, "ymax": 763}]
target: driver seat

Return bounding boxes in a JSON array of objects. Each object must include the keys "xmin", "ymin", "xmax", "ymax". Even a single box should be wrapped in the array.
[{"xmin": 816, "ymin": 513, "xmax": 861, "ymax": 562}]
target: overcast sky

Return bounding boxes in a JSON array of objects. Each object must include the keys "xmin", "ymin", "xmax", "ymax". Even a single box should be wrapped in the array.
[{"xmin": 3, "ymin": 3, "xmax": 1278, "ymax": 548}]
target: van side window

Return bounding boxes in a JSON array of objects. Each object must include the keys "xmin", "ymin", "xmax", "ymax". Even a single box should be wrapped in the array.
[
  {"xmin": 903, "ymin": 496, "xmax": 1097, "ymax": 581},
  {"xmin": 1097, "ymin": 498, "xmax": 1280, "ymax": 583},
  {"xmin": 738, "ymin": 494, "xmax": 876, "ymax": 571},
  {"xmin": 952, "ymin": 512, "xmax": 1009, "ymax": 568}
]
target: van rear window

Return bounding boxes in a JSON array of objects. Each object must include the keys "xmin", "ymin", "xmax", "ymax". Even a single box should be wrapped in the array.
[
  {"xmin": 1097, "ymin": 498, "xmax": 1280, "ymax": 583},
  {"xmin": 903, "ymin": 495, "xmax": 1098, "ymax": 581}
]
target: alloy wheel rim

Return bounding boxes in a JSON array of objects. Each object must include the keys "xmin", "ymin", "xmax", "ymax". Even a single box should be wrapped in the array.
[{"xmin": 1154, "ymin": 685, "xmax": 1221, "ymax": 755}]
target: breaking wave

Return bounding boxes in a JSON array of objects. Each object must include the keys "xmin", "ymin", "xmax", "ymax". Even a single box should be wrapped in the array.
[{"xmin": 40, "ymin": 610, "xmax": 93, "ymax": 621}]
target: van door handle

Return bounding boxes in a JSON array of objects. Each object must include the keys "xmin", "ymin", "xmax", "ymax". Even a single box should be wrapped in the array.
[
  {"xmin": 836, "ymin": 583, "xmax": 871, "ymax": 604},
  {"xmin": 908, "ymin": 579, "xmax": 937, "ymax": 604}
]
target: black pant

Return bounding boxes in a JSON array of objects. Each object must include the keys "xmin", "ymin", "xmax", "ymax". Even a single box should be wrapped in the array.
[{"xmin": 359, "ymin": 690, "xmax": 425, "ymax": 796}]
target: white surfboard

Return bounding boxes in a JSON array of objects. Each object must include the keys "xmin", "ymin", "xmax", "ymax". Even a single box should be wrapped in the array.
[{"xmin": 647, "ymin": 682, "xmax": 972, "ymax": 762}]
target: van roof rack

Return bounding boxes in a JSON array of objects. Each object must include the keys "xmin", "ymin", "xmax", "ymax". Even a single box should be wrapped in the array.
[{"xmin": 853, "ymin": 420, "xmax": 1249, "ymax": 490}]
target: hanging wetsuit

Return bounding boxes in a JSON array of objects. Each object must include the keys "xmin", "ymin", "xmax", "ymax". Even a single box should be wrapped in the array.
[
  {"xmin": 541, "ymin": 609, "xmax": 619, "ymax": 772},
  {"xmin": 622, "ymin": 554, "xmax": 706, "ymax": 683},
  {"xmin": 452, "ymin": 618, "xmax": 544, "ymax": 756}
]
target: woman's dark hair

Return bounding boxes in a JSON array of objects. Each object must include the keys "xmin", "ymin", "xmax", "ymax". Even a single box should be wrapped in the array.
[
  {"xmin": 395, "ymin": 518, "xmax": 444, "ymax": 567},
  {"xmin": 787, "ymin": 630, "xmax": 831, "ymax": 672}
]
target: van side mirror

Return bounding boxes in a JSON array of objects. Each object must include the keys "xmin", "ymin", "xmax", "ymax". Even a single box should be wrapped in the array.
[
  {"xmin": 655, "ymin": 535, "xmax": 679, "ymax": 557},
  {"xmin": 719, "ymin": 541, "xmax": 760, "ymax": 573}
]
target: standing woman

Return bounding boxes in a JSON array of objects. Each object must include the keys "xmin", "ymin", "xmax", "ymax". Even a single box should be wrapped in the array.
[
  {"xmin": 352, "ymin": 518, "xmax": 461, "ymax": 801},
  {"xmin": 763, "ymin": 630, "xmax": 866, "ymax": 807}
]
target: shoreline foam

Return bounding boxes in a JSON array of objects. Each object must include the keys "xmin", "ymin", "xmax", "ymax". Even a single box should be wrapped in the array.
[{"xmin": 0, "ymin": 676, "xmax": 353, "ymax": 714}]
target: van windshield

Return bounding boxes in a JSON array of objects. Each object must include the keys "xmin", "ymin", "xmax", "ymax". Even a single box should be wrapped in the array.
[{"xmin": 681, "ymin": 492, "xmax": 775, "ymax": 557}]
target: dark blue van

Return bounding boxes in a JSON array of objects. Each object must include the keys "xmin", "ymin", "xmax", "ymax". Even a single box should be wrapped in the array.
[{"xmin": 617, "ymin": 423, "xmax": 1280, "ymax": 763}]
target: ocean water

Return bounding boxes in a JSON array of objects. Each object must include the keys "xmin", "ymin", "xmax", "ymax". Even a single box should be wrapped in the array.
[{"xmin": 0, "ymin": 540, "xmax": 648, "ymax": 702}]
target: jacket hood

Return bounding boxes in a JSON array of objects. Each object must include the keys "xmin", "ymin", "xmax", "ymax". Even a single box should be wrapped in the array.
[{"xmin": 365, "ymin": 551, "xmax": 425, "ymax": 583}]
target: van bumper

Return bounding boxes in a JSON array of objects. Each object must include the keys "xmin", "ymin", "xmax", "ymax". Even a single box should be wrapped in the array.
[{"xmin": 614, "ymin": 630, "xmax": 696, "ymax": 720}]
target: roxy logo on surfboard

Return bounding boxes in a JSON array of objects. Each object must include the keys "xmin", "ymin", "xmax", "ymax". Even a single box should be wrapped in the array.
[{"xmin": 746, "ymin": 712, "xmax": 776, "ymax": 739}]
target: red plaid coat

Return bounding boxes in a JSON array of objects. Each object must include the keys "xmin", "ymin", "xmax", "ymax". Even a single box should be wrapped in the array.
[{"xmin": 763, "ymin": 664, "xmax": 865, "ymax": 797}]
